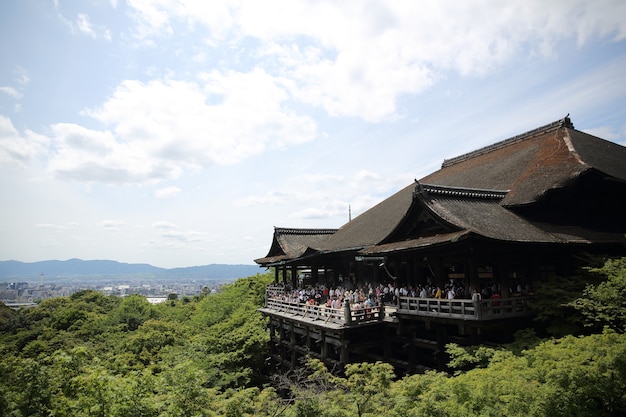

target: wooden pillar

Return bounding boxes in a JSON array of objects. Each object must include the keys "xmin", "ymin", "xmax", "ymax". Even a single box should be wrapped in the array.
[
  {"xmin": 306, "ymin": 327, "xmax": 312, "ymax": 350},
  {"xmin": 383, "ymin": 326, "xmax": 391, "ymax": 363},
  {"xmin": 467, "ymin": 255, "xmax": 479, "ymax": 296},
  {"xmin": 278, "ymin": 319, "xmax": 287, "ymax": 369},
  {"xmin": 321, "ymin": 330, "xmax": 328, "ymax": 360},
  {"xmin": 312, "ymin": 263, "xmax": 319, "ymax": 285},
  {"xmin": 289, "ymin": 322, "xmax": 297, "ymax": 368},
  {"xmin": 433, "ymin": 256, "xmax": 446, "ymax": 288},
  {"xmin": 498, "ymin": 259, "xmax": 510, "ymax": 298},
  {"xmin": 269, "ymin": 321, "xmax": 276, "ymax": 339},
  {"xmin": 278, "ymin": 319, "xmax": 285, "ymax": 340},
  {"xmin": 291, "ymin": 266, "xmax": 298, "ymax": 288},
  {"xmin": 356, "ymin": 260, "xmax": 365, "ymax": 286},
  {"xmin": 436, "ymin": 325, "xmax": 447, "ymax": 369},
  {"xmin": 340, "ymin": 334, "xmax": 349, "ymax": 363},
  {"xmin": 268, "ymin": 320, "xmax": 276, "ymax": 360},
  {"xmin": 408, "ymin": 329, "xmax": 416, "ymax": 370}
]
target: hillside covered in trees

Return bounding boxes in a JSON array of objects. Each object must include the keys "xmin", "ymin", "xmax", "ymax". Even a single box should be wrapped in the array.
[{"xmin": 1, "ymin": 259, "xmax": 626, "ymax": 417}]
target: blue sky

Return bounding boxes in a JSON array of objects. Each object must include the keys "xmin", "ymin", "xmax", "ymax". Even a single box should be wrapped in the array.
[{"xmin": 1, "ymin": 0, "xmax": 625, "ymax": 268}]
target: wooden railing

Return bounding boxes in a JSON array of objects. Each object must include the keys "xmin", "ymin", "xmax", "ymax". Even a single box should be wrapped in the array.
[
  {"xmin": 264, "ymin": 297, "xmax": 385, "ymax": 326},
  {"xmin": 397, "ymin": 296, "xmax": 532, "ymax": 320},
  {"xmin": 263, "ymin": 286, "xmax": 532, "ymax": 324}
]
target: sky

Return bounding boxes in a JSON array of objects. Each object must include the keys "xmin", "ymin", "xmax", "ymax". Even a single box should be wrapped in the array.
[{"xmin": 1, "ymin": 0, "xmax": 626, "ymax": 268}]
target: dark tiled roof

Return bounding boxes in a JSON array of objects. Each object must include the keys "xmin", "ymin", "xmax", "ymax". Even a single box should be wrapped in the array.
[
  {"xmin": 440, "ymin": 117, "xmax": 571, "ymax": 167},
  {"xmin": 566, "ymin": 128, "xmax": 626, "ymax": 180},
  {"xmin": 419, "ymin": 186, "xmax": 624, "ymax": 244},
  {"xmin": 347, "ymin": 116, "xmax": 626, "ymax": 251},
  {"xmin": 424, "ymin": 191, "xmax": 557, "ymax": 242},
  {"xmin": 361, "ymin": 182, "xmax": 625, "ymax": 256},
  {"xmin": 254, "ymin": 227, "xmax": 337, "ymax": 265},
  {"xmin": 420, "ymin": 115, "xmax": 626, "ymax": 206},
  {"xmin": 321, "ymin": 183, "xmax": 416, "ymax": 251},
  {"xmin": 361, "ymin": 230, "xmax": 471, "ymax": 255},
  {"xmin": 256, "ymin": 116, "xmax": 626, "ymax": 264}
]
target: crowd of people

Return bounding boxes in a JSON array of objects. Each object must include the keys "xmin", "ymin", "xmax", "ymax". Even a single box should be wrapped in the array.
[
  {"xmin": 267, "ymin": 280, "xmax": 502, "ymax": 310},
  {"xmin": 268, "ymin": 278, "xmax": 532, "ymax": 308}
]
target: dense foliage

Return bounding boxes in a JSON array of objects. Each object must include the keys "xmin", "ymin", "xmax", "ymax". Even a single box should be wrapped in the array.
[
  {"xmin": 0, "ymin": 273, "xmax": 274, "ymax": 416},
  {"xmin": 1, "ymin": 258, "xmax": 625, "ymax": 416}
]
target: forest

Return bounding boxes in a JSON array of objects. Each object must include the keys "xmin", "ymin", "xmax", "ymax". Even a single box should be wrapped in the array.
[{"xmin": 1, "ymin": 257, "xmax": 625, "ymax": 417}]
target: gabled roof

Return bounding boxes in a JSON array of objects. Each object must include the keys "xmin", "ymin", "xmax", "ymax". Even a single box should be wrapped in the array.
[
  {"xmin": 325, "ymin": 116, "xmax": 626, "ymax": 253},
  {"xmin": 362, "ymin": 181, "xmax": 626, "ymax": 256},
  {"xmin": 254, "ymin": 227, "xmax": 337, "ymax": 265},
  {"xmin": 420, "ymin": 116, "xmax": 626, "ymax": 206},
  {"xmin": 256, "ymin": 116, "xmax": 626, "ymax": 264},
  {"xmin": 418, "ymin": 183, "xmax": 557, "ymax": 242}
]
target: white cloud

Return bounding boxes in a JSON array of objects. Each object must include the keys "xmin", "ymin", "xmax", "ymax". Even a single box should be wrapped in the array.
[
  {"xmin": 161, "ymin": 230, "xmax": 205, "ymax": 243},
  {"xmin": 237, "ymin": 190, "xmax": 302, "ymax": 207},
  {"xmin": 0, "ymin": 87, "xmax": 23, "ymax": 99},
  {"xmin": 237, "ymin": 168, "xmax": 412, "ymax": 224},
  {"xmin": 0, "ymin": 115, "xmax": 48, "ymax": 166},
  {"xmin": 152, "ymin": 221, "xmax": 179, "ymax": 230},
  {"xmin": 35, "ymin": 1, "xmax": 626, "ymax": 186},
  {"xmin": 15, "ymin": 66, "xmax": 30, "ymax": 86},
  {"xmin": 47, "ymin": 122, "xmax": 177, "ymax": 183},
  {"xmin": 34, "ymin": 222, "xmax": 80, "ymax": 230},
  {"xmin": 154, "ymin": 186, "xmax": 181, "ymax": 198},
  {"xmin": 56, "ymin": 7, "xmax": 113, "ymax": 41},
  {"xmin": 124, "ymin": 0, "xmax": 626, "ymax": 122},
  {"xmin": 76, "ymin": 14, "xmax": 97, "ymax": 38},
  {"xmin": 150, "ymin": 221, "xmax": 206, "ymax": 244},
  {"xmin": 127, "ymin": 0, "xmax": 234, "ymax": 41},
  {"xmin": 98, "ymin": 219, "xmax": 125, "ymax": 230},
  {"xmin": 43, "ymin": 72, "xmax": 317, "ymax": 184}
]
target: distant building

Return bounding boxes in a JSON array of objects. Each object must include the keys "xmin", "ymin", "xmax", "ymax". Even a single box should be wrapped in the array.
[
  {"xmin": 146, "ymin": 297, "xmax": 168, "ymax": 304},
  {"xmin": 256, "ymin": 115, "xmax": 626, "ymax": 372}
]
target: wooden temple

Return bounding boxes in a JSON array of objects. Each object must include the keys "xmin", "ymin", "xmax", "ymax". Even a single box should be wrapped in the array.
[{"xmin": 255, "ymin": 115, "xmax": 626, "ymax": 373}]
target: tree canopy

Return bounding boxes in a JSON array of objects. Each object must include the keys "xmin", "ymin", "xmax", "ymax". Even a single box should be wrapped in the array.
[{"xmin": 1, "ymin": 258, "xmax": 625, "ymax": 416}]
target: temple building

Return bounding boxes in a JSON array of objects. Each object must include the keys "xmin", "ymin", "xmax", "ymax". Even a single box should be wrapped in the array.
[{"xmin": 255, "ymin": 115, "xmax": 626, "ymax": 372}]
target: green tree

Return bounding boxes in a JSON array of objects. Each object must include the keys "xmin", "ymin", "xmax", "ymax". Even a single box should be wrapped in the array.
[
  {"xmin": 340, "ymin": 361, "xmax": 395, "ymax": 417},
  {"xmin": 109, "ymin": 370, "xmax": 160, "ymax": 417},
  {"xmin": 159, "ymin": 361, "xmax": 216, "ymax": 417},
  {"xmin": 124, "ymin": 318, "xmax": 184, "ymax": 368},
  {"xmin": 525, "ymin": 330, "xmax": 626, "ymax": 417},
  {"xmin": 569, "ymin": 257, "xmax": 626, "ymax": 333},
  {"xmin": 0, "ymin": 302, "xmax": 17, "ymax": 332},
  {"xmin": 70, "ymin": 289, "xmax": 120, "ymax": 314},
  {"xmin": 0, "ymin": 356, "xmax": 55, "ymax": 417},
  {"xmin": 111, "ymin": 294, "xmax": 156, "ymax": 331},
  {"xmin": 290, "ymin": 359, "xmax": 395, "ymax": 417},
  {"xmin": 388, "ymin": 371, "xmax": 451, "ymax": 417}
]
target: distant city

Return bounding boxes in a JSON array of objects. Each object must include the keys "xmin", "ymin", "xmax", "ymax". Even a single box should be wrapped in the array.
[{"xmin": 0, "ymin": 259, "xmax": 262, "ymax": 307}]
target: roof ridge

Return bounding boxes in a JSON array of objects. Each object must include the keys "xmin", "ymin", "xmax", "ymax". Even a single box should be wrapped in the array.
[
  {"xmin": 274, "ymin": 227, "xmax": 338, "ymax": 235},
  {"xmin": 441, "ymin": 115, "xmax": 574, "ymax": 168},
  {"xmin": 414, "ymin": 182, "xmax": 508, "ymax": 200}
]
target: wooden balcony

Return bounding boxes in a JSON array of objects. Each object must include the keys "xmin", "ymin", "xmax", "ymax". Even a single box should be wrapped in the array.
[
  {"xmin": 262, "ymin": 297, "xmax": 386, "ymax": 328},
  {"xmin": 261, "ymin": 285, "xmax": 533, "ymax": 327},
  {"xmin": 396, "ymin": 295, "xmax": 533, "ymax": 320}
]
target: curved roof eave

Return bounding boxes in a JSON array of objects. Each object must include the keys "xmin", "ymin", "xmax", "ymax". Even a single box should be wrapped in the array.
[{"xmin": 360, "ymin": 230, "xmax": 472, "ymax": 255}]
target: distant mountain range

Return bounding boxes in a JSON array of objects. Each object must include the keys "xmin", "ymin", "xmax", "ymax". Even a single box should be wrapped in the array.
[{"xmin": 0, "ymin": 259, "xmax": 261, "ymax": 281}]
